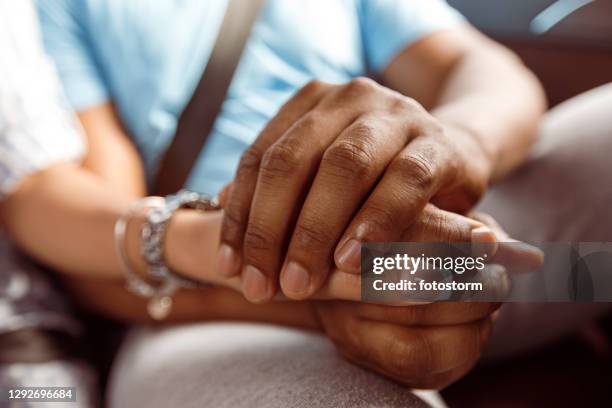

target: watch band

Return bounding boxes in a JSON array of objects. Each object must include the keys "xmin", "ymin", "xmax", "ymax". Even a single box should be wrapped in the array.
[
  {"xmin": 140, "ymin": 190, "xmax": 220, "ymax": 288},
  {"xmin": 114, "ymin": 196, "xmax": 178, "ymax": 320}
]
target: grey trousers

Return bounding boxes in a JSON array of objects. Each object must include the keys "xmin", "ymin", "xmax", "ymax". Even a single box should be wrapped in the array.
[
  {"xmin": 108, "ymin": 84, "xmax": 612, "ymax": 408},
  {"xmin": 479, "ymin": 83, "xmax": 612, "ymax": 358}
]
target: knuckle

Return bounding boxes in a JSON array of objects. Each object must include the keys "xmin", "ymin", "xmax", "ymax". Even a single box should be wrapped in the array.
[
  {"xmin": 345, "ymin": 76, "xmax": 378, "ymax": 94},
  {"xmin": 302, "ymin": 79, "xmax": 330, "ymax": 95},
  {"xmin": 322, "ymin": 138, "xmax": 374, "ymax": 180},
  {"xmin": 391, "ymin": 95, "xmax": 421, "ymax": 113},
  {"xmin": 431, "ymin": 215, "xmax": 467, "ymax": 243},
  {"xmin": 365, "ymin": 203, "xmax": 398, "ymax": 235},
  {"xmin": 444, "ymin": 225, "xmax": 468, "ymax": 243},
  {"xmin": 260, "ymin": 143, "xmax": 301, "ymax": 177},
  {"xmin": 393, "ymin": 154, "xmax": 436, "ymax": 192},
  {"xmin": 243, "ymin": 222, "xmax": 278, "ymax": 254},
  {"xmin": 292, "ymin": 219, "xmax": 334, "ymax": 250},
  {"xmin": 420, "ymin": 208, "xmax": 445, "ymax": 239},
  {"xmin": 295, "ymin": 111, "xmax": 323, "ymax": 132},
  {"xmin": 236, "ymin": 147, "xmax": 263, "ymax": 182},
  {"xmin": 348, "ymin": 120, "xmax": 377, "ymax": 141}
]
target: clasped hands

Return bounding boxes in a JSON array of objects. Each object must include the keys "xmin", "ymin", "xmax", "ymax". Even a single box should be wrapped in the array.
[{"xmin": 212, "ymin": 78, "xmax": 542, "ymax": 388}]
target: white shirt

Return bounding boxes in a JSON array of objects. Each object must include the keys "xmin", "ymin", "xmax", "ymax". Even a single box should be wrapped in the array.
[{"xmin": 0, "ymin": 0, "xmax": 85, "ymax": 197}]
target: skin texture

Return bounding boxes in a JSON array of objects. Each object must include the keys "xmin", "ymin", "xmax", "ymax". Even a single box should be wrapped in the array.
[
  {"xmin": 1, "ymin": 24, "xmax": 545, "ymax": 389},
  {"xmin": 217, "ymin": 26, "xmax": 545, "ymax": 303},
  {"xmin": 314, "ymin": 301, "xmax": 500, "ymax": 390}
]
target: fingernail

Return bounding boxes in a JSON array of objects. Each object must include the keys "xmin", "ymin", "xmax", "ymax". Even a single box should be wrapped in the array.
[
  {"xmin": 515, "ymin": 241, "xmax": 544, "ymax": 256},
  {"xmin": 282, "ymin": 261, "xmax": 310, "ymax": 295},
  {"xmin": 471, "ymin": 226, "xmax": 498, "ymax": 259},
  {"xmin": 471, "ymin": 226, "xmax": 495, "ymax": 243},
  {"xmin": 513, "ymin": 241, "xmax": 546, "ymax": 267},
  {"xmin": 336, "ymin": 239, "xmax": 361, "ymax": 272},
  {"xmin": 217, "ymin": 244, "xmax": 237, "ymax": 277},
  {"xmin": 242, "ymin": 265, "xmax": 269, "ymax": 303}
]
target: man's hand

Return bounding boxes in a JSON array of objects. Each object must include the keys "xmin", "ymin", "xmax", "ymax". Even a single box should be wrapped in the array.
[
  {"xmin": 314, "ymin": 300, "xmax": 499, "ymax": 390},
  {"xmin": 217, "ymin": 78, "xmax": 493, "ymax": 302}
]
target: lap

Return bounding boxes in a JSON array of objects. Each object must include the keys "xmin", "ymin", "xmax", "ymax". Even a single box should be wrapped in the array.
[
  {"xmin": 109, "ymin": 85, "xmax": 612, "ymax": 405},
  {"xmin": 107, "ymin": 323, "xmax": 439, "ymax": 408},
  {"xmin": 479, "ymin": 83, "xmax": 612, "ymax": 242},
  {"xmin": 478, "ymin": 84, "xmax": 612, "ymax": 357}
]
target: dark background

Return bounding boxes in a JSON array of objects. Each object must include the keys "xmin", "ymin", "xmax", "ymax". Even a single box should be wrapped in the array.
[
  {"xmin": 448, "ymin": 0, "xmax": 612, "ymax": 105},
  {"xmin": 441, "ymin": 2, "xmax": 612, "ymax": 406}
]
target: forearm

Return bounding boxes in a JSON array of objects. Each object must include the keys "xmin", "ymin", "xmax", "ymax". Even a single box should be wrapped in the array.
[
  {"xmin": 2, "ymin": 163, "xmax": 135, "ymax": 277},
  {"xmin": 2, "ymin": 163, "xmax": 322, "ymax": 327},
  {"xmin": 63, "ymin": 276, "xmax": 321, "ymax": 329},
  {"xmin": 432, "ymin": 32, "xmax": 546, "ymax": 181},
  {"xmin": 1, "ymin": 162, "xmax": 225, "ymax": 281}
]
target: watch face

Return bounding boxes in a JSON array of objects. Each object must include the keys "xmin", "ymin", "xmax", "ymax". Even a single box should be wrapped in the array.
[{"xmin": 449, "ymin": 0, "xmax": 612, "ymax": 47}]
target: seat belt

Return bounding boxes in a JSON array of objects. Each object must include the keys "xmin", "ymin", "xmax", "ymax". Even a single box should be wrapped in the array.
[{"xmin": 154, "ymin": 0, "xmax": 266, "ymax": 195}]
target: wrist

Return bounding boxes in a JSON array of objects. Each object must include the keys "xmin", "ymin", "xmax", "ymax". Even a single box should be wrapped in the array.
[
  {"xmin": 437, "ymin": 121, "xmax": 496, "ymax": 199},
  {"xmin": 165, "ymin": 209, "xmax": 225, "ymax": 284},
  {"xmin": 442, "ymin": 121, "xmax": 496, "ymax": 183}
]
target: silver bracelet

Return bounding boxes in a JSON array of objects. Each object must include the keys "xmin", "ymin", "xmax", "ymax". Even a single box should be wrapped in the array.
[
  {"xmin": 141, "ymin": 189, "xmax": 220, "ymax": 289},
  {"xmin": 114, "ymin": 197, "xmax": 178, "ymax": 321}
]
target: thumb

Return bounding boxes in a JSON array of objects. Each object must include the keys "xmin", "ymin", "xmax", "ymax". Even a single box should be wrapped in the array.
[{"xmin": 401, "ymin": 204, "xmax": 495, "ymax": 244}]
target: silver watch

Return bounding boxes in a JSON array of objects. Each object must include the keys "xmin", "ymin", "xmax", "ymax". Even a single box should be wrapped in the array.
[{"xmin": 141, "ymin": 190, "xmax": 220, "ymax": 288}]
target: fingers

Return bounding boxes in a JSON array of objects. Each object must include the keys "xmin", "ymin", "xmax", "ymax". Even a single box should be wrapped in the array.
[
  {"xmin": 237, "ymin": 102, "xmax": 365, "ymax": 303},
  {"xmin": 342, "ymin": 345, "xmax": 479, "ymax": 390},
  {"xmin": 238, "ymin": 112, "xmax": 348, "ymax": 302},
  {"xmin": 333, "ymin": 131, "xmax": 467, "ymax": 274},
  {"xmin": 231, "ymin": 81, "xmax": 424, "ymax": 303},
  {"xmin": 314, "ymin": 268, "xmax": 362, "ymax": 301},
  {"xmin": 279, "ymin": 114, "xmax": 415, "ymax": 299},
  {"xmin": 330, "ymin": 300, "xmax": 500, "ymax": 326},
  {"xmin": 469, "ymin": 211, "xmax": 545, "ymax": 273},
  {"xmin": 402, "ymin": 204, "xmax": 492, "ymax": 243},
  {"xmin": 218, "ymin": 80, "xmax": 333, "ymax": 280},
  {"xmin": 279, "ymin": 206, "xmax": 497, "ymax": 302},
  {"xmin": 334, "ymin": 136, "xmax": 452, "ymax": 273},
  {"xmin": 346, "ymin": 318, "xmax": 491, "ymax": 386}
]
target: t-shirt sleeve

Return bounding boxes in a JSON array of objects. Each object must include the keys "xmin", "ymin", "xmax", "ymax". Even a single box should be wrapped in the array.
[
  {"xmin": 358, "ymin": 0, "xmax": 465, "ymax": 73},
  {"xmin": 36, "ymin": 0, "xmax": 109, "ymax": 110}
]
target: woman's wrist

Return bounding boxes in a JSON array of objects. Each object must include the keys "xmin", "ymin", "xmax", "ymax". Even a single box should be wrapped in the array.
[
  {"xmin": 164, "ymin": 209, "xmax": 230, "ymax": 286},
  {"xmin": 122, "ymin": 208, "xmax": 218, "ymax": 283}
]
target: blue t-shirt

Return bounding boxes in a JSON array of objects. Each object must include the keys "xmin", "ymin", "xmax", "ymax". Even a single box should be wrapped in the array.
[{"xmin": 37, "ymin": 0, "xmax": 463, "ymax": 195}]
